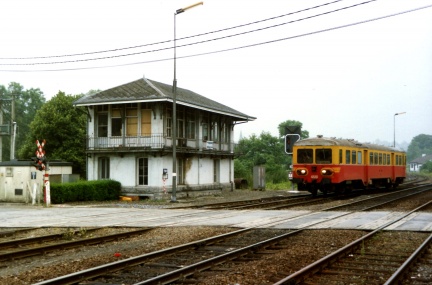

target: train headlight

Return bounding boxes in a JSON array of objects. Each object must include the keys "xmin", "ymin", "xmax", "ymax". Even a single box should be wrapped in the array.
[
  {"xmin": 296, "ymin": 169, "xmax": 307, "ymax": 175},
  {"xmin": 321, "ymin": 169, "xmax": 333, "ymax": 175}
]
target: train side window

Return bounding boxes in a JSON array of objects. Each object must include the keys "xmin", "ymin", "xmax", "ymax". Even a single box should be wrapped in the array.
[
  {"xmin": 316, "ymin": 148, "xmax": 332, "ymax": 164},
  {"xmin": 339, "ymin": 149, "xmax": 343, "ymax": 164},
  {"xmin": 351, "ymin": 150, "xmax": 356, "ymax": 164},
  {"xmin": 297, "ymin": 149, "xmax": 313, "ymax": 163},
  {"xmin": 374, "ymin": 153, "xmax": 378, "ymax": 165},
  {"xmin": 387, "ymin": 154, "xmax": 390, "ymax": 165},
  {"xmin": 357, "ymin": 151, "xmax": 362, "ymax": 164},
  {"xmin": 345, "ymin": 150, "xmax": 350, "ymax": 164},
  {"xmin": 369, "ymin": 152, "xmax": 374, "ymax": 165},
  {"xmin": 379, "ymin": 153, "xmax": 383, "ymax": 165}
]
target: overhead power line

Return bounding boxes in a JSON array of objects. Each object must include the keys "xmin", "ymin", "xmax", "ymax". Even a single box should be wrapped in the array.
[
  {"xmin": 0, "ymin": 0, "xmax": 349, "ymax": 60},
  {"xmin": 0, "ymin": 3, "xmax": 431, "ymax": 72},
  {"xmin": 0, "ymin": 0, "xmax": 378, "ymax": 66}
]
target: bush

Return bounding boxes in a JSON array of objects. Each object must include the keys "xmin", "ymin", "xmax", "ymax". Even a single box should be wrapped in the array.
[{"xmin": 50, "ymin": 180, "xmax": 121, "ymax": 204}]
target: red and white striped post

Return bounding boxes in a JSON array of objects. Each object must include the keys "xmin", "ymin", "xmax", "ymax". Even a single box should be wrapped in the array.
[{"xmin": 35, "ymin": 140, "xmax": 50, "ymax": 206}]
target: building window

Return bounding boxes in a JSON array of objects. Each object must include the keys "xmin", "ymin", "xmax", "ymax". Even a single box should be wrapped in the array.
[
  {"xmin": 186, "ymin": 111, "xmax": 196, "ymax": 139},
  {"xmin": 97, "ymin": 113, "xmax": 108, "ymax": 137},
  {"xmin": 220, "ymin": 122, "xmax": 230, "ymax": 143},
  {"xmin": 166, "ymin": 107, "xmax": 172, "ymax": 137},
  {"xmin": 126, "ymin": 104, "xmax": 138, "ymax": 136},
  {"xmin": 98, "ymin": 157, "xmax": 110, "ymax": 179},
  {"xmin": 141, "ymin": 109, "xmax": 151, "ymax": 136},
  {"xmin": 111, "ymin": 107, "xmax": 122, "ymax": 136},
  {"xmin": 202, "ymin": 113, "xmax": 209, "ymax": 141},
  {"xmin": 212, "ymin": 121, "xmax": 218, "ymax": 142},
  {"xmin": 138, "ymin": 157, "xmax": 148, "ymax": 185},
  {"xmin": 177, "ymin": 108, "xmax": 185, "ymax": 139}
]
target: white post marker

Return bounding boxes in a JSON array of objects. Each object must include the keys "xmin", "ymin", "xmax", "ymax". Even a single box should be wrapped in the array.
[{"xmin": 45, "ymin": 180, "xmax": 51, "ymax": 206}]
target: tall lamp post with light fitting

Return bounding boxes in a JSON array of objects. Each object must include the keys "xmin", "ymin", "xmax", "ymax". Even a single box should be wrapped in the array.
[
  {"xmin": 171, "ymin": 2, "xmax": 203, "ymax": 202},
  {"xmin": 393, "ymin": 112, "xmax": 406, "ymax": 148}
]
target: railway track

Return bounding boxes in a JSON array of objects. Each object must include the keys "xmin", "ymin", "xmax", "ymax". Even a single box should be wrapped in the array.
[
  {"xmin": 322, "ymin": 184, "xmax": 432, "ymax": 212},
  {"xmin": 388, "ymin": 233, "xmax": 432, "ymax": 284},
  {"xmin": 171, "ymin": 178, "xmax": 428, "ymax": 212},
  {"xmin": 274, "ymin": 197, "xmax": 432, "ymax": 284},
  {"xmin": 33, "ymin": 184, "xmax": 432, "ymax": 285},
  {"xmin": 174, "ymin": 184, "xmax": 432, "ymax": 213},
  {"xmin": 0, "ymin": 227, "xmax": 152, "ymax": 261}
]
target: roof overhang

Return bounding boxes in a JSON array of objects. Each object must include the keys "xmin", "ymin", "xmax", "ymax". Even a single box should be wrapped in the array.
[{"xmin": 75, "ymin": 99, "xmax": 255, "ymax": 121}]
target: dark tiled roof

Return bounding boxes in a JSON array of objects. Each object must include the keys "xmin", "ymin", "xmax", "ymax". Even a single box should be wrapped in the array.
[
  {"xmin": 73, "ymin": 77, "xmax": 255, "ymax": 121},
  {"xmin": 410, "ymin": 154, "xmax": 432, "ymax": 164}
]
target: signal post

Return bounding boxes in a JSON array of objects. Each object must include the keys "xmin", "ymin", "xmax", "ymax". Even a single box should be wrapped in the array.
[{"xmin": 33, "ymin": 139, "xmax": 50, "ymax": 206}]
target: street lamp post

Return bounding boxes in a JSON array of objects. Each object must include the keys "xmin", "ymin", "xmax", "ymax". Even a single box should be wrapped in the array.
[
  {"xmin": 171, "ymin": 2, "xmax": 203, "ymax": 203},
  {"xmin": 393, "ymin": 112, "xmax": 406, "ymax": 148}
]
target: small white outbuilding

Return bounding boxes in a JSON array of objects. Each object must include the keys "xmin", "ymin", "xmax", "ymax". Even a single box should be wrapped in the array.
[{"xmin": 0, "ymin": 159, "xmax": 74, "ymax": 203}]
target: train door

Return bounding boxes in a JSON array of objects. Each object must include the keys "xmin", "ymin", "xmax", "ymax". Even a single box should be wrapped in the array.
[
  {"xmin": 391, "ymin": 152, "xmax": 395, "ymax": 183},
  {"xmin": 363, "ymin": 150, "xmax": 368, "ymax": 186}
]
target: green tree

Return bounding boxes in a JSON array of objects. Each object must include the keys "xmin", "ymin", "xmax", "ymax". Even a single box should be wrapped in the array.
[
  {"xmin": 0, "ymin": 82, "xmax": 46, "ymax": 161},
  {"xmin": 278, "ymin": 120, "xmax": 309, "ymax": 139},
  {"xmin": 18, "ymin": 92, "xmax": 86, "ymax": 177},
  {"xmin": 420, "ymin": 161, "xmax": 432, "ymax": 173},
  {"xmin": 406, "ymin": 134, "xmax": 432, "ymax": 161},
  {"xmin": 235, "ymin": 131, "xmax": 291, "ymax": 184}
]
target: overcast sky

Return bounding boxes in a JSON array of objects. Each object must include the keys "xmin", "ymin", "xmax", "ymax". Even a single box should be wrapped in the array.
[{"xmin": 1, "ymin": 0, "xmax": 431, "ymax": 148}]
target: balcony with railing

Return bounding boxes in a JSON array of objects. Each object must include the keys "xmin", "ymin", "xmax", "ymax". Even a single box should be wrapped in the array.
[{"xmin": 85, "ymin": 134, "xmax": 235, "ymax": 155}]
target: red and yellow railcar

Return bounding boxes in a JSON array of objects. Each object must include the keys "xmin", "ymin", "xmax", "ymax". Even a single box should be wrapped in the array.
[{"xmin": 292, "ymin": 136, "xmax": 406, "ymax": 196}]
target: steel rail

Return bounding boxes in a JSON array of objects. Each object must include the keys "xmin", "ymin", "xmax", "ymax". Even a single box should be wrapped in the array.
[
  {"xmin": 322, "ymin": 184, "xmax": 432, "ymax": 211},
  {"xmin": 134, "ymin": 230, "xmax": 303, "ymax": 285},
  {"xmin": 31, "ymin": 196, "xmax": 370, "ymax": 285},
  {"xmin": 383, "ymin": 232, "xmax": 432, "ymax": 285},
  {"xmin": 33, "ymin": 184, "xmax": 432, "ymax": 285},
  {"xmin": 33, "ymin": 227, "xmax": 253, "ymax": 285},
  {"xmin": 273, "ymin": 198, "xmax": 432, "ymax": 284},
  {"xmin": 0, "ymin": 228, "xmax": 152, "ymax": 261},
  {"xmin": 0, "ymin": 227, "xmax": 100, "ymax": 250},
  {"xmin": 173, "ymin": 194, "xmax": 311, "ymax": 210},
  {"xmin": 0, "ymin": 228, "xmax": 34, "ymax": 238}
]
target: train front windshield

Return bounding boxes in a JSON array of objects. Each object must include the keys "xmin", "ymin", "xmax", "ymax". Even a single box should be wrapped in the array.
[
  {"xmin": 297, "ymin": 148, "xmax": 332, "ymax": 164},
  {"xmin": 297, "ymin": 149, "xmax": 313, "ymax": 163}
]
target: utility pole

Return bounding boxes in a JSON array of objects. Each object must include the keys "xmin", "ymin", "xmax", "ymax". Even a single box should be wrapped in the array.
[
  {"xmin": 10, "ymin": 93, "xmax": 15, "ymax": 160},
  {"xmin": 0, "ymin": 98, "xmax": 2, "ymax": 162}
]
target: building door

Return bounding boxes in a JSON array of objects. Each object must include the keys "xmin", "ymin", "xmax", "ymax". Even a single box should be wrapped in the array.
[
  {"xmin": 213, "ymin": 159, "xmax": 220, "ymax": 183},
  {"xmin": 98, "ymin": 157, "xmax": 110, "ymax": 179},
  {"xmin": 138, "ymin": 157, "xmax": 148, "ymax": 186},
  {"xmin": 177, "ymin": 158, "xmax": 185, "ymax": 185}
]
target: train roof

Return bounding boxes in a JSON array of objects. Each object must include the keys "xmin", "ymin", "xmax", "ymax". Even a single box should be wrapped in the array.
[{"xmin": 294, "ymin": 136, "xmax": 404, "ymax": 153}]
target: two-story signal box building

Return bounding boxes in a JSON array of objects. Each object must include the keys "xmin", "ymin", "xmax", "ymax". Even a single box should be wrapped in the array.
[{"xmin": 73, "ymin": 77, "xmax": 255, "ymax": 199}]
